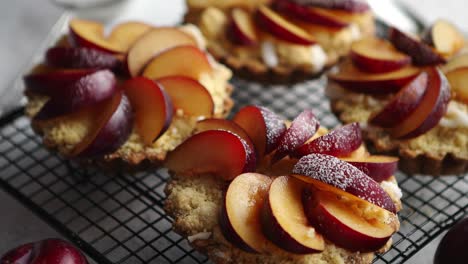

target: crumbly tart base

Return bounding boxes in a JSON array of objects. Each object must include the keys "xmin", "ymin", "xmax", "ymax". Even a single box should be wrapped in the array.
[
  {"xmin": 330, "ymin": 98, "xmax": 468, "ymax": 176},
  {"xmin": 164, "ymin": 169, "xmax": 401, "ymax": 264},
  {"xmin": 184, "ymin": 9, "xmax": 375, "ymax": 84},
  {"xmin": 25, "ymin": 84, "xmax": 234, "ymax": 171}
]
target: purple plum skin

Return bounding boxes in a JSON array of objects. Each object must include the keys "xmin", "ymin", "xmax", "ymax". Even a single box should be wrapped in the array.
[{"xmin": 0, "ymin": 238, "xmax": 88, "ymax": 264}]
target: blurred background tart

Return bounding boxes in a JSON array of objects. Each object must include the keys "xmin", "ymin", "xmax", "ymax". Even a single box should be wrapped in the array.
[
  {"xmin": 185, "ymin": 0, "xmax": 376, "ymax": 83},
  {"xmin": 327, "ymin": 19, "xmax": 468, "ymax": 175}
]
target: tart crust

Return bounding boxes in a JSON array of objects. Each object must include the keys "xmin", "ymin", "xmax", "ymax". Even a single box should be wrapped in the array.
[
  {"xmin": 25, "ymin": 84, "xmax": 233, "ymax": 170},
  {"xmin": 164, "ymin": 163, "xmax": 402, "ymax": 264},
  {"xmin": 330, "ymin": 98, "xmax": 468, "ymax": 176}
]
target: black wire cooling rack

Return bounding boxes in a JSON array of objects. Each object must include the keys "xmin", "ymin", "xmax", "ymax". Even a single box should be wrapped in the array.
[
  {"xmin": 0, "ymin": 76, "xmax": 467, "ymax": 264},
  {"xmin": 0, "ymin": 12, "xmax": 467, "ymax": 264}
]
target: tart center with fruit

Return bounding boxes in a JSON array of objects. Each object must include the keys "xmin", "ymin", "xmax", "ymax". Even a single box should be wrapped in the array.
[
  {"xmin": 164, "ymin": 105, "xmax": 402, "ymax": 263},
  {"xmin": 185, "ymin": 0, "xmax": 376, "ymax": 81},
  {"xmin": 24, "ymin": 19, "xmax": 233, "ymax": 166},
  {"xmin": 328, "ymin": 20, "xmax": 468, "ymax": 175}
]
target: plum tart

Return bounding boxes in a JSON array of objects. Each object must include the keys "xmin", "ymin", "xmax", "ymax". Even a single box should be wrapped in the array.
[
  {"xmin": 328, "ymin": 20, "xmax": 468, "ymax": 175},
  {"xmin": 184, "ymin": 0, "xmax": 375, "ymax": 83},
  {"xmin": 164, "ymin": 106, "xmax": 402, "ymax": 263},
  {"xmin": 24, "ymin": 19, "xmax": 233, "ymax": 168}
]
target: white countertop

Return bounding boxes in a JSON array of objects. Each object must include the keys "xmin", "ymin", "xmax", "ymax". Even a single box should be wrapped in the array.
[{"xmin": 0, "ymin": 0, "xmax": 463, "ymax": 263}]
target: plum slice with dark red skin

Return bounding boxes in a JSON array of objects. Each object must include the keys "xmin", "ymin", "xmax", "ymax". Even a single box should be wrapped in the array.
[
  {"xmin": 261, "ymin": 176, "xmax": 325, "ymax": 254},
  {"xmin": 219, "ymin": 173, "xmax": 272, "ymax": 253},
  {"xmin": 285, "ymin": 0, "xmax": 370, "ymax": 13},
  {"xmin": 0, "ymin": 238, "xmax": 89, "ymax": 264},
  {"xmin": 122, "ymin": 77, "xmax": 173, "ymax": 145},
  {"xmin": 156, "ymin": 76, "xmax": 214, "ymax": 118},
  {"xmin": 24, "ymin": 68, "xmax": 98, "ymax": 97},
  {"xmin": 232, "ymin": 105, "xmax": 286, "ymax": 159},
  {"xmin": 165, "ymin": 130, "xmax": 256, "ymax": 181},
  {"xmin": 293, "ymin": 122, "xmax": 361, "ymax": 158},
  {"xmin": 272, "ymin": 109, "xmax": 319, "ymax": 163},
  {"xmin": 340, "ymin": 155, "xmax": 399, "ymax": 182},
  {"xmin": 34, "ymin": 70, "xmax": 117, "ymax": 121},
  {"xmin": 45, "ymin": 47, "xmax": 122, "ymax": 72},
  {"xmin": 255, "ymin": 5, "xmax": 316, "ymax": 45},
  {"xmin": 389, "ymin": 67, "xmax": 451, "ymax": 139},
  {"xmin": 72, "ymin": 90, "xmax": 133, "ymax": 158},
  {"xmin": 292, "ymin": 153, "xmax": 396, "ymax": 213},
  {"xmin": 194, "ymin": 118, "xmax": 255, "ymax": 152},
  {"xmin": 233, "ymin": 105, "xmax": 286, "ymax": 160},
  {"xmin": 229, "ymin": 8, "xmax": 258, "ymax": 46},
  {"xmin": 273, "ymin": 0, "xmax": 349, "ymax": 28},
  {"xmin": 350, "ymin": 37, "xmax": 412, "ymax": 73},
  {"xmin": 302, "ymin": 188, "xmax": 398, "ymax": 252},
  {"xmin": 369, "ymin": 71, "xmax": 428, "ymax": 128},
  {"xmin": 389, "ymin": 27, "xmax": 446, "ymax": 66}
]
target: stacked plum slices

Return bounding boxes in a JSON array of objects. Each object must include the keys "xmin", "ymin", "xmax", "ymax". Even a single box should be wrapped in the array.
[
  {"xmin": 329, "ymin": 20, "xmax": 467, "ymax": 139},
  {"xmin": 165, "ymin": 105, "xmax": 400, "ymax": 255},
  {"xmin": 227, "ymin": 0, "xmax": 371, "ymax": 47},
  {"xmin": 24, "ymin": 19, "xmax": 224, "ymax": 160}
]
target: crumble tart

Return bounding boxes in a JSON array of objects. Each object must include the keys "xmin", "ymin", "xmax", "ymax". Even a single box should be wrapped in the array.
[
  {"xmin": 185, "ymin": 0, "xmax": 375, "ymax": 83},
  {"xmin": 164, "ymin": 106, "xmax": 401, "ymax": 263},
  {"xmin": 24, "ymin": 19, "xmax": 233, "ymax": 169},
  {"xmin": 327, "ymin": 21, "xmax": 468, "ymax": 175}
]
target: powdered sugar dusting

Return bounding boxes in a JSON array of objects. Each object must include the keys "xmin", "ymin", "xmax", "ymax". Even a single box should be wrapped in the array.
[
  {"xmin": 258, "ymin": 106, "xmax": 286, "ymax": 154},
  {"xmin": 293, "ymin": 153, "xmax": 396, "ymax": 212},
  {"xmin": 297, "ymin": 122, "xmax": 362, "ymax": 157},
  {"xmin": 274, "ymin": 110, "xmax": 319, "ymax": 160}
]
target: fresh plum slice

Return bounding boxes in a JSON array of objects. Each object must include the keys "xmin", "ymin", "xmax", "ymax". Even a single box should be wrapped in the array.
[
  {"xmin": 341, "ymin": 155, "xmax": 399, "ymax": 182},
  {"xmin": 72, "ymin": 91, "xmax": 133, "ymax": 158},
  {"xmin": 434, "ymin": 217, "xmax": 468, "ymax": 264},
  {"xmin": 302, "ymin": 188, "xmax": 398, "ymax": 252},
  {"xmin": 156, "ymin": 76, "xmax": 214, "ymax": 118},
  {"xmin": 273, "ymin": 0, "xmax": 349, "ymax": 28},
  {"xmin": 122, "ymin": 77, "xmax": 173, "ymax": 144},
  {"xmin": 292, "ymin": 153, "xmax": 396, "ymax": 213},
  {"xmin": 442, "ymin": 53, "xmax": 468, "ymax": 73},
  {"xmin": 229, "ymin": 8, "xmax": 258, "ymax": 45},
  {"xmin": 0, "ymin": 238, "xmax": 89, "ymax": 264},
  {"xmin": 369, "ymin": 71, "xmax": 428, "ymax": 128},
  {"xmin": 328, "ymin": 59, "xmax": 421, "ymax": 94},
  {"xmin": 126, "ymin": 27, "xmax": 197, "ymax": 76},
  {"xmin": 445, "ymin": 67, "xmax": 468, "ymax": 103},
  {"xmin": 272, "ymin": 109, "xmax": 319, "ymax": 162},
  {"xmin": 142, "ymin": 45, "xmax": 212, "ymax": 80},
  {"xmin": 388, "ymin": 26, "xmax": 446, "ymax": 66},
  {"xmin": 106, "ymin": 21, "xmax": 153, "ymax": 52},
  {"xmin": 69, "ymin": 19, "xmax": 151, "ymax": 54},
  {"xmin": 233, "ymin": 105, "xmax": 286, "ymax": 159},
  {"xmin": 422, "ymin": 19, "xmax": 464, "ymax": 57},
  {"xmin": 284, "ymin": 0, "xmax": 370, "ymax": 13},
  {"xmin": 34, "ymin": 70, "xmax": 117, "ymax": 120},
  {"xmin": 389, "ymin": 67, "xmax": 451, "ymax": 139},
  {"xmin": 45, "ymin": 47, "xmax": 122, "ymax": 72},
  {"xmin": 350, "ymin": 37, "xmax": 412, "ymax": 73},
  {"xmin": 294, "ymin": 122, "xmax": 361, "ymax": 158},
  {"xmin": 165, "ymin": 130, "xmax": 256, "ymax": 180},
  {"xmin": 261, "ymin": 176, "xmax": 325, "ymax": 254},
  {"xmin": 194, "ymin": 118, "xmax": 255, "ymax": 152},
  {"xmin": 220, "ymin": 173, "xmax": 272, "ymax": 253},
  {"xmin": 24, "ymin": 68, "xmax": 98, "ymax": 96},
  {"xmin": 256, "ymin": 5, "xmax": 316, "ymax": 45}
]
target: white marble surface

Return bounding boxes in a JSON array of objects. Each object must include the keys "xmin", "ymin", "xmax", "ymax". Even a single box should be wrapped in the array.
[{"xmin": 0, "ymin": 0, "xmax": 464, "ymax": 263}]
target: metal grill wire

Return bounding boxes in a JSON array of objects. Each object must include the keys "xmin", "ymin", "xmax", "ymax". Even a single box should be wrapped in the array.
[{"xmin": 0, "ymin": 77, "xmax": 467, "ymax": 264}]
